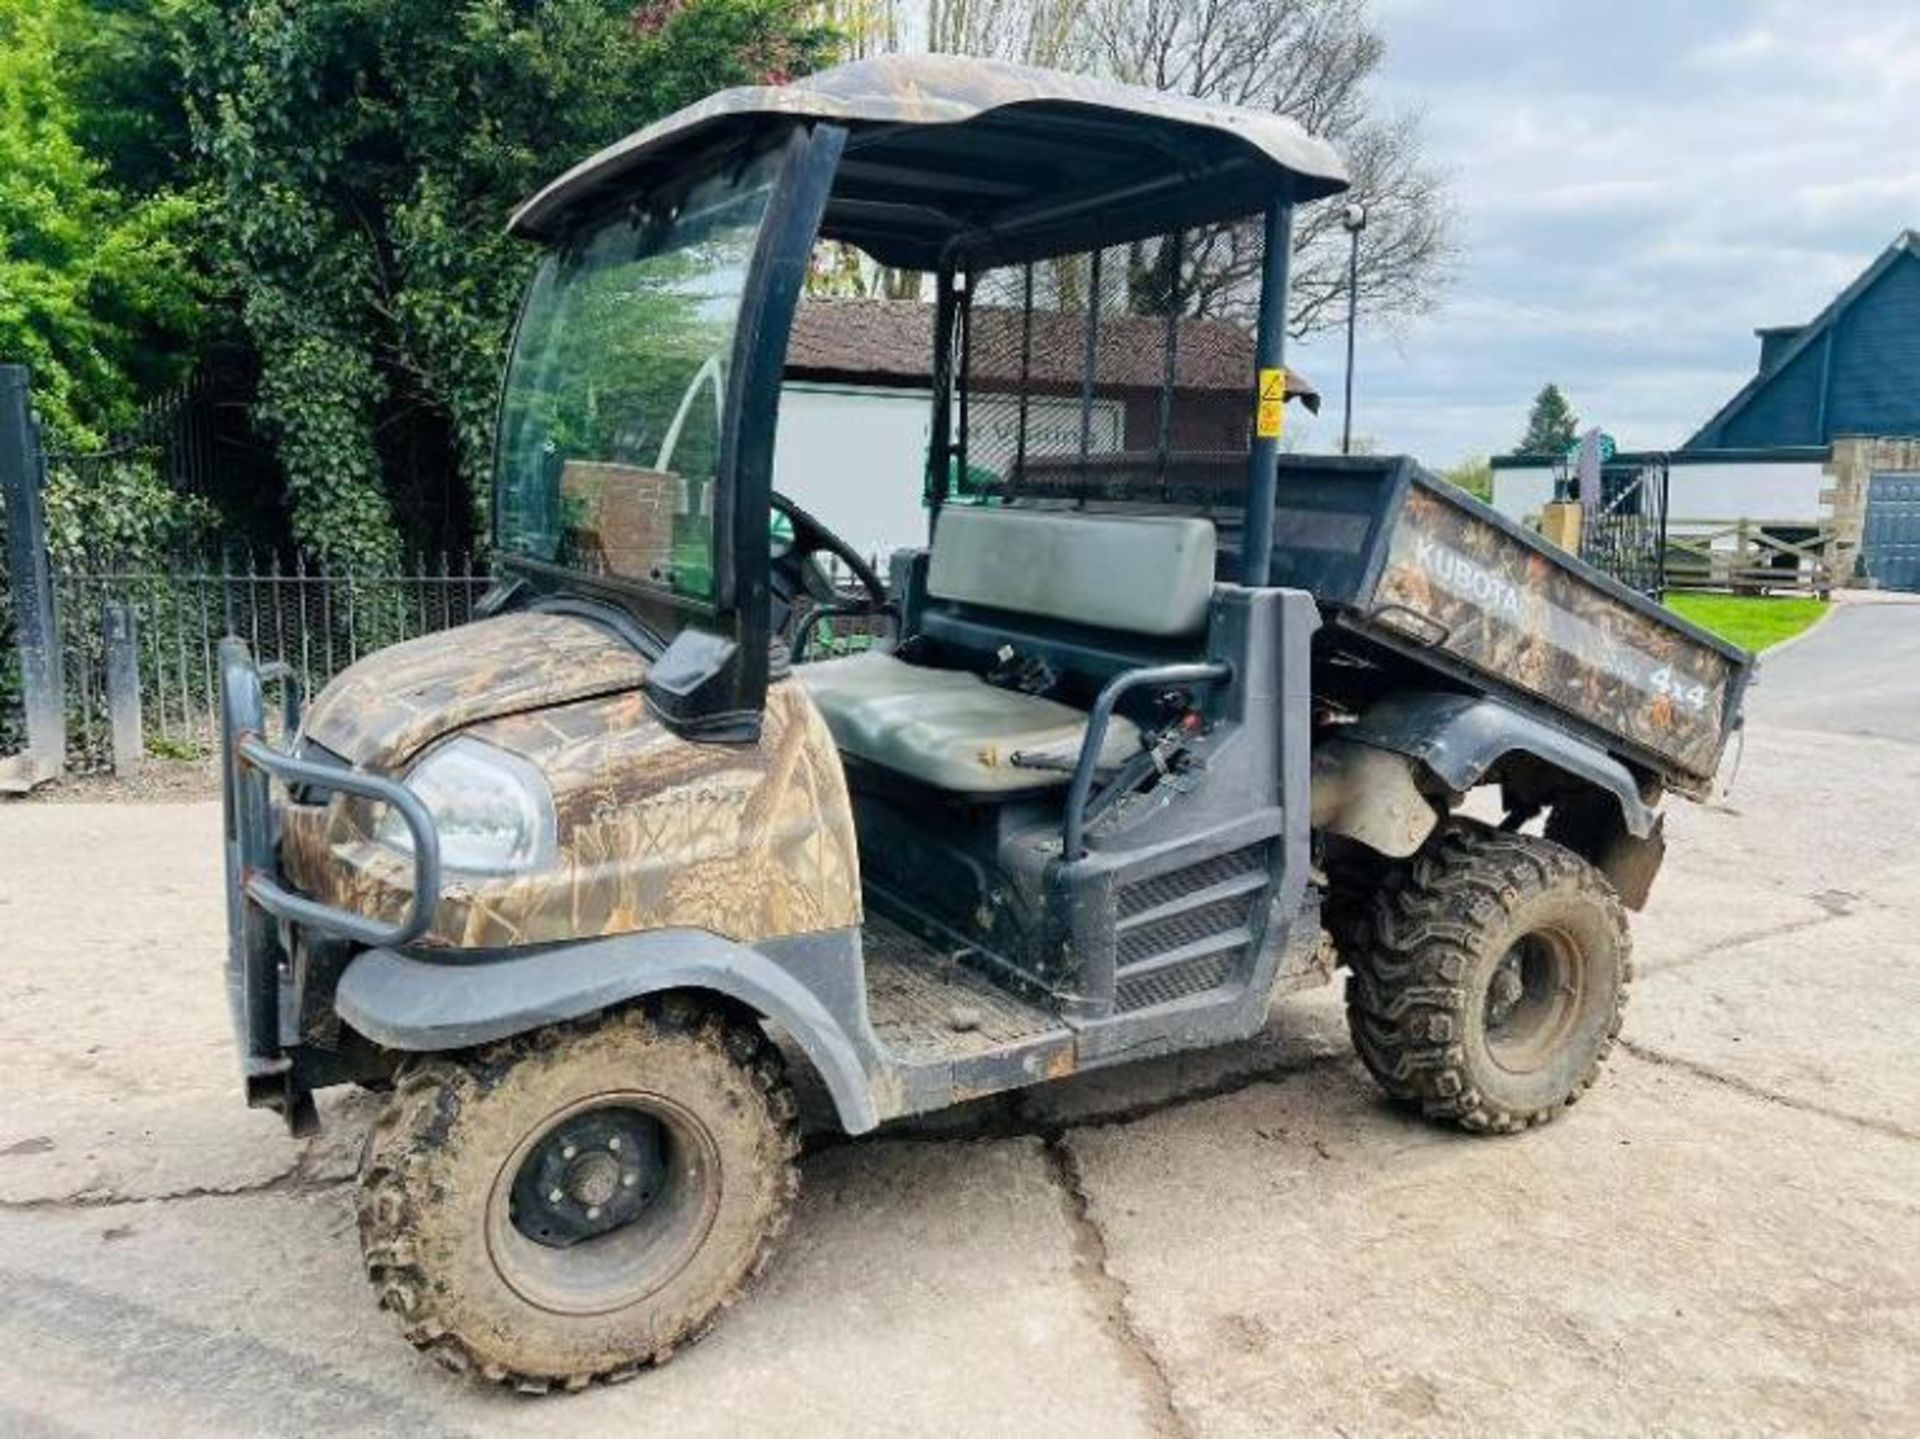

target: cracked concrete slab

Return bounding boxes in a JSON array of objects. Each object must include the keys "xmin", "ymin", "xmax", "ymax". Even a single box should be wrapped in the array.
[
  {"xmin": 0, "ymin": 1138, "xmax": 1151, "ymax": 1439},
  {"xmin": 1626, "ymin": 898, "xmax": 1920, "ymax": 1139},
  {"xmin": 1063, "ymin": 1054, "xmax": 1920, "ymax": 1438},
  {"xmin": 1042, "ymin": 1133, "xmax": 1185, "ymax": 1433},
  {"xmin": 0, "ymin": 803, "xmax": 305, "ymax": 1205},
  {"xmin": 1, "ymin": 596, "xmax": 1916, "ymax": 1431},
  {"xmin": 1025, "ymin": 987, "xmax": 1351, "ymax": 1131}
]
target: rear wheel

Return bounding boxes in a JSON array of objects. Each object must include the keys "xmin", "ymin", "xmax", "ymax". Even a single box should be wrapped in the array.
[
  {"xmin": 1339, "ymin": 820, "xmax": 1631, "ymax": 1133},
  {"xmin": 357, "ymin": 996, "xmax": 799, "ymax": 1391}
]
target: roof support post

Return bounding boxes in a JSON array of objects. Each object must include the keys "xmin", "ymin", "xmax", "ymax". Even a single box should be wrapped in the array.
[
  {"xmin": 1241, "ymin": 198, "xmax": 1293, "ymax": 586},
  {"xmin": 927, "ymin": 259, "xmax": 959, "ymax": 528},
  {"xmin": 1078, "ymin": 246, "xmax": 1105, "ymax": 502}
]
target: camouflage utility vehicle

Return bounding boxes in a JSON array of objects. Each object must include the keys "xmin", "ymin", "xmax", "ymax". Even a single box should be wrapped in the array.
[{"xmin": 218, "ymin": 56, "xmax": 1753, "ymax": 1389}]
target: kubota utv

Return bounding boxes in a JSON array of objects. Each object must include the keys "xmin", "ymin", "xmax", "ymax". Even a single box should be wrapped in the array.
[{"xmin": 218, "ymin": 55, "xmax": 1752, "ymax": 1389}]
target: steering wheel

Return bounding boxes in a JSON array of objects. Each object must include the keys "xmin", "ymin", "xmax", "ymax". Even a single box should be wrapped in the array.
[{"xmin": 769, "ymin": 492, "xmax": 892, "ymax": 659}]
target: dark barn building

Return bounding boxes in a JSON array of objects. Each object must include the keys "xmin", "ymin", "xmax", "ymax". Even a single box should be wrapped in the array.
[
  {"xmin": 1687, "ymin": 229, "xmax": 1920, "ymax": 450},
  {"xmin": 1686, "ymin": 231, "xmax": 1920, "ymax": 589}
]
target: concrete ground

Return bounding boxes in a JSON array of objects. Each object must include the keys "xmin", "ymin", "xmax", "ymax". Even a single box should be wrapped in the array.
[{"xmin": 2, "ymin": 597, "xmax": 1917, "ymax": 1437}]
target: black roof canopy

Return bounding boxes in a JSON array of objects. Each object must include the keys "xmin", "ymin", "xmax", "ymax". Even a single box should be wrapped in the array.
[{"xmin": 509, "ymin": 55, "xmax": 1350, "ymax": 268}]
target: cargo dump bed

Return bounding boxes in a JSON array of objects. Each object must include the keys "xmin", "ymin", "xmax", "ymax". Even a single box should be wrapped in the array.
[
  {"xmin": 1004, "ymin": 452, "xmax": 1752, "ymax": 793},
  {"xmin": 1261, "ymin": 456, "xmax": 1752, "ymax": 791}
]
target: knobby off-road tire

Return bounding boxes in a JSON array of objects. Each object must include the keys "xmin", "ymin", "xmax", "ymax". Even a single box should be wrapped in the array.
[
  {"xmin": 1338, "ymin": 820, "xmax": 1631, "ymax": 1133},
  {"xmin": 357, "ymin": 996, "xmax": 799, "ymax": 1392}
]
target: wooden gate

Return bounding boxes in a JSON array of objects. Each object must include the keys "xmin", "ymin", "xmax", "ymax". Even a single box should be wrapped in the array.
[{"xmin": 1663, "ymin": 519, "xmax": 1836, "ymax": 595}]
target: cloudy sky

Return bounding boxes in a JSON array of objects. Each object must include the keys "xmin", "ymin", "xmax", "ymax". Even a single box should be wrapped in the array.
[{"xmin": 1285, "ymin": 0, "xmax": 1920, "ymax": 466}]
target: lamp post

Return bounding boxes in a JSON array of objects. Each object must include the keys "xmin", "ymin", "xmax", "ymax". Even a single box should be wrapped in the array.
[{"xmin": 1340, "ymin": 201, "xmax": 1367, "ymax": 456}]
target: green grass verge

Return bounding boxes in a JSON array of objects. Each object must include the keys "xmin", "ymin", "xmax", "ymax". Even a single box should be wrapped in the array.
[{"xmin": 1665, "ymin": 593, "xmax": 1830, "ymax": 652}]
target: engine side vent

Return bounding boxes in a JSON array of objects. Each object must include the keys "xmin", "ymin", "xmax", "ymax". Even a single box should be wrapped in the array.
[
  {"xmin": 1111, "ymin": 842, "xmax": 1271, "ymax": 1012},
  {"xmin": 1116, "ymin": 949, "xmax": 1240, "ymax": 1011},
  {"xmin": 1117, "ymin": 895, "xmax": 1256, "ymax": 967},
  {"xmin": 1117, "ymin": 845, "xmax": 1266, "ymax": 921}
]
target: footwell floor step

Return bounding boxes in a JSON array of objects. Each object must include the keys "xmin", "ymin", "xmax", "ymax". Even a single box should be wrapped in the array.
[{"xmin": 862, "ymin": 914, "xmax": 1058, "ymax": 1063}]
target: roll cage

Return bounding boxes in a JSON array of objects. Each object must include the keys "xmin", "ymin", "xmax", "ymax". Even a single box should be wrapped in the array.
[{"xmin": 490, "ymin": 55, "xmax": 1351, "ymax": 741}]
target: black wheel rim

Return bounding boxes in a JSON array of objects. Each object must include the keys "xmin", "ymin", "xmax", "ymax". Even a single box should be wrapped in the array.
[
  {"xmin": 487, "ymin": 1092, "xmax": 721, "ymax": 1316},
  {"xmin": 1482, "ymin": 929, "xmax": 1585, "ymax": 1073},
  {"xmin": 508, "ymin": 1106, "xmax": 669, "ymax": 1249}
]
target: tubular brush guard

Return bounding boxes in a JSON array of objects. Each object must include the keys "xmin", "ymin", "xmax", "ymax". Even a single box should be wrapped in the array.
[{"xmin": 218, "ymin": 638, "xmax": 443, "ymax": 1134}]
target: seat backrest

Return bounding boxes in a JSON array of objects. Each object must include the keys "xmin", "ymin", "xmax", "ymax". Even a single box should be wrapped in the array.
[{"xmin": 926, "ymin": 507, "xmax": 1216, "ymax": 639}]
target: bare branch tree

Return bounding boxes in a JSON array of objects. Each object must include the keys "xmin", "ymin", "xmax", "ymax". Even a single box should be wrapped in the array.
[
  {"xmin": 816, "ymin": 0, "xmax": 1454, "ymax": 331},
  {"xmin": 1080, "ymin": 0, "xmax": 1455, "ymax": 335},
  {"xmin": 812, "ymin": 0, "xmax": 904, "ymax": 59},
  {"xmin": 925, "ymin": 0, "xmax": 1091, "ymax": 66}
]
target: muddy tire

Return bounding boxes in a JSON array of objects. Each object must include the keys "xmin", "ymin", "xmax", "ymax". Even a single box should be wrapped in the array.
[
  {"xmin": 1340, "ymin": 820, "xmax": 1631, "ymax": 1133},
  {"xmin": 357, "ymin": 996, "xmax": 799, "ymax": 1391}
]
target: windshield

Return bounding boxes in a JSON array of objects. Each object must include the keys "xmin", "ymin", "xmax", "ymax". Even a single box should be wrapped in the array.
[{"xmin": 494, "ymin": 146, "xmax": 781, "ymax": 602}]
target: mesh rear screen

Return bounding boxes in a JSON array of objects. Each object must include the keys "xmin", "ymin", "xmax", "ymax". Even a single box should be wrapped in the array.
[{"xmin": 955, "ymin": 221, "xmax": 1265, "ymax": 506}]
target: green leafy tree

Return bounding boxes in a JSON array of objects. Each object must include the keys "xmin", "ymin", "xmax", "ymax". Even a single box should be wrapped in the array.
[
  {"xmin": 182, "ymin": 0, "xmax": 836, "ymax": 567},
  {"xmin": 1517, "ymin": 383, "xmax": 1579, "ymax": 457},
  {"xmin": 0, "ymin": 0, "xmax": 211, "ymax": 752},
  {"xmin": 0, "ymin": 0, "xmax": 204, "ymax": 446},
  {"xmin": 57, "ymin": 0, "xmax": 199, "ymax": 198},
  {"xmin": 1442, "ymin": 455, "xmax": 1493, "ymax": 502}
]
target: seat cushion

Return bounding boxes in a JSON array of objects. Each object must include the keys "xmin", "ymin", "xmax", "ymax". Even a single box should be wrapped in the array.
[
  {"xmin": 927, "ymin": 507, "xmax": 1216, "ymax": 638},
  {"xmin": 796, "ymin": 652, "xmax": 1140, "ymax": 794}
]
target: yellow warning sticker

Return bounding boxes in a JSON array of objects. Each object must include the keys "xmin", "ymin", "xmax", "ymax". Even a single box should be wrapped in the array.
[{"xmin": 1256, "ymin": 367, "xmax": 1286, "ymax": 439}]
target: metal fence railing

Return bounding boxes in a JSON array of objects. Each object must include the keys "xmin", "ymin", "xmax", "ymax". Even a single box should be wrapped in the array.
[
  {"xmin": 53, "ymin": 554, "xmax": 491, "ymax": 771},
  {"xmin": 1577, "ymin": 457, "xmax": 1669, "ymax": 598}
]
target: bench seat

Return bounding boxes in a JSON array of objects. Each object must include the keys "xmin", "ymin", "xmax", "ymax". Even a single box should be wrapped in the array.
[{"xmin": 797, "ymin": 652, "xmax": 1139, "ymax": 794}]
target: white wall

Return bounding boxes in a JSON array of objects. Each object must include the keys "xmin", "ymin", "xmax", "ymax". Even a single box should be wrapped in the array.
[
  {"xmin": 773, "ymin": 383, "xmax": 933, "ymax": 567},
  {"xmin": 1662, "ymin": 462, "xmax": 1827, "ymax": 522},
  {"xmin": 1491, "ymin": 460, "xmax": 1829, "ymax": 526},
  {"xmin": 1490, "ymin": 468, "xmax": 1555, "ymax": 521},
  {"xmin": 772, "ymin": 382, "xmax": 1128, "ymax": 568}
]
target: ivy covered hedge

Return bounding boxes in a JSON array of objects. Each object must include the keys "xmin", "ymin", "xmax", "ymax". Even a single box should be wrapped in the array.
[
  {"xmin": 181, "ymin": 0, "xmax": 836, "ymax": 567},
  {"xmin": 4, "ymin": 0, "xmax": 835, "ymax": 752},
  {"xmin": 5, "ymin": 0, "xmax": 834, "ymax": 564}
]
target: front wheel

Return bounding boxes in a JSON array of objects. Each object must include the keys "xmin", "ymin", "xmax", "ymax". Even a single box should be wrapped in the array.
[
  {"xmin": 357, "ymin": 997, "xmax": 799, "ymax": 1391},
  {"xmin": 1339, "ymin": 821, "xmax": 1631, "ymax": 1133}
]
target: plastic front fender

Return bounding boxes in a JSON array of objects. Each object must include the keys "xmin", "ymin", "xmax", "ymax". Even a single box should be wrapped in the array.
[{"xmin": 335, "ymin": 927, "xmax": 882, "ymax": 1134}]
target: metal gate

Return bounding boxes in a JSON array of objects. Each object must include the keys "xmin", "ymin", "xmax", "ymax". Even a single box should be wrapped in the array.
[
  {"xmin": 1579, "ymin": 456, "xmax": 1670, "ymax": 597},
  {"xmin": 4, "ymin": 363, "xmax": 492, "ymax": 781},
  {"xmin": 1861, "ymin": 472, "xmax": 1920, "ymax": 592}
]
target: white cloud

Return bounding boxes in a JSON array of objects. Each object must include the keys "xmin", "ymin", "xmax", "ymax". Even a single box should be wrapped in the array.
[{"xmin": 1320, "ymin": 0, "xmax": 1920, "ymax": 461}]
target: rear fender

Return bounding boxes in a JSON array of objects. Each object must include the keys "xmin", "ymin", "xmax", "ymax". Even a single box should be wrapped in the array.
[
  {"xmin": 1344, "ymin": 692, "xmax": 1659, "ymax": 840},
  {"xmin": 335, "ymin": 927, "xmax": 882, "ymax": 1133}
]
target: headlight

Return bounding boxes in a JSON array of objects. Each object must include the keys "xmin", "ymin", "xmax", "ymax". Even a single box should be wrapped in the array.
[{"xmin": 376, "ymin": 736, "xmax": 556, "ymax": 876}]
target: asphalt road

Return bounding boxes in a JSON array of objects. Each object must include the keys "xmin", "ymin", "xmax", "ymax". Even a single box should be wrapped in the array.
[
  {"xmin": 1744, "ymin": 594, "xmax": 1920, "ymax": 743},
  {"xmin": 1, "ymin": 595, "xmax": 1916, "ymax": 1437}
]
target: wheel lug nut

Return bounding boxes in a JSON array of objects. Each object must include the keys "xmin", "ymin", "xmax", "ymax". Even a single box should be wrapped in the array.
[
  {"xmin": 586, "ymin": 1205, "xmax": 601, "ymax": 1221},
  {"xmin": 561, "ymin": 1144, "xmax": 577, "ymax": 1160},
  {"xmin": 607, "ymin": 1136, "xmax": 622, "ymax": 1153},
  {"xmin": 548, "ymin": 1188, "xmax": 564, "ymax": 1204},
  {"xmin": 622, "ymin": 1173, "xmax": 637, "ymax": 1188}
]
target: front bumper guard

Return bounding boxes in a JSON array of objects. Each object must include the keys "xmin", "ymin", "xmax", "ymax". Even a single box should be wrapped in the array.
[{"xmin": 219, "ymin": 638, "xmax": 442, "ymax": 1132}]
